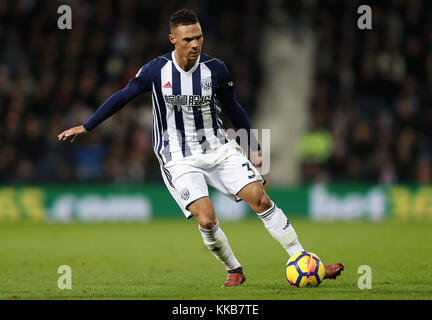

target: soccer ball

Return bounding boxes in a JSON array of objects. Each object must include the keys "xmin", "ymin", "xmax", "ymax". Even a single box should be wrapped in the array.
[{"xmin": 285, "ymin": 251, "xmax": 325, "ymax": 288}]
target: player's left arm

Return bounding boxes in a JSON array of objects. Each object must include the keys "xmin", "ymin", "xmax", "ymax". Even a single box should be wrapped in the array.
[{"xmin": 215, "ymin": 63, "xmax": 262, "ymax": 171}]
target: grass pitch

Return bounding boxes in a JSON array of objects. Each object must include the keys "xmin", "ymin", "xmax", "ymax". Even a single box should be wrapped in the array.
[{"xmin": 0, "ymin": 218, "xmax": 431, "ymax": 300}]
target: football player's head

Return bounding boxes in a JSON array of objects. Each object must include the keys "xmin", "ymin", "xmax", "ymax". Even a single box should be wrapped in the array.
[{"xmin": 169, "ymin": 9, "xmax": 203, "ymax": 62}]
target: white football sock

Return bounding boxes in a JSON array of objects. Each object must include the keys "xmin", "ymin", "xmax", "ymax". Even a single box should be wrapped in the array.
[
  {"xmin": 257, "ymin": 202, "xmax": 304, "ymax": 257},
  {"xmin": 199, "ymin": 221, "xmax": 241, "ymax": 271}
]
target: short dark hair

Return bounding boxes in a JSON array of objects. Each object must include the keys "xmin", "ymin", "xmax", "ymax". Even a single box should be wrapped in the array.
[{"xmin": 169, "ymin": 9, "xmax": 199, "ymax": 30}]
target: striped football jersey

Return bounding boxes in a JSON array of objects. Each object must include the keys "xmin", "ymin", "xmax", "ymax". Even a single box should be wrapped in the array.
[{"xmin": 135, "ymin": 51, "xmax": 232, "ymax": 164}]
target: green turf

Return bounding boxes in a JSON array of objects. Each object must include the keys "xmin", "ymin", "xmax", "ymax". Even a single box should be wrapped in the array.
[{"xmin": 0, "ymin": 218, "xmax": 431, "ymax": 300}]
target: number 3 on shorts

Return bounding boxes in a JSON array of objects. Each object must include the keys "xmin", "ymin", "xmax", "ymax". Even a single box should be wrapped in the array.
[{"xmin": 242, "ymin": 162, "xmax": 256, "ymax": 179}]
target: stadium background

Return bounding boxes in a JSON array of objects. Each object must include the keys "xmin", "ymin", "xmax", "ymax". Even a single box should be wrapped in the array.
[
  {"xmin": 1, "ymin": 0, "xmax": 431, "ymax": 222},
  {"xmin": 1, "ymin": 0, "xmax": 432, "ymax": 302}
]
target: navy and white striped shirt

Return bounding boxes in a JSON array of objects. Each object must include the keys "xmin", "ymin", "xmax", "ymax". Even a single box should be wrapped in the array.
[{"xmin": 83, "ymin": 51, "xmax": 259, "ymax": 164}]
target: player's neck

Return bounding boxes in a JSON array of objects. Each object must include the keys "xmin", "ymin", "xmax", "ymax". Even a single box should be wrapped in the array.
[{"xmin": 174, "ymin": 50, "xmax": 198, "ymax": 72}]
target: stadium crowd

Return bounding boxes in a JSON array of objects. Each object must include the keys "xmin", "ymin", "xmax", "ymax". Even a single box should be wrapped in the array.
[
  {"xmin": 2, "ymin": 0, "xmax": 432, "ymax": 185},
  {"xmin": 0, "ymin": 0, "xmax": 266, "ymax": 183},
  {"xmin": 300, "ymin": 0, "xmax": 432, "ymax": 183}
]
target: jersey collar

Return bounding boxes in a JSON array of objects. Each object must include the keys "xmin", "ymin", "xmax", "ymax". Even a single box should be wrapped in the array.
[{"xmin": 171, "ymin": 51, "xmax": 201, "ymax": 75}]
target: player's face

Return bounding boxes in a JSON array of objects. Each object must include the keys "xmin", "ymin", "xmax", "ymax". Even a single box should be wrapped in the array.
[{"xmin": 169, "ymin": 23, "xmax": 203, "ymax": 61}]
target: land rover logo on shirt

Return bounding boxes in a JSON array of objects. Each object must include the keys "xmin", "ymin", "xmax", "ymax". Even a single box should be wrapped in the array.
[
  {"xmin": 201, "ymin": 77, "xmax": 212, "ymax": 91},
  {"xmin": 180, "ymin": 188, "xmax": 190, "ymax": 201}
]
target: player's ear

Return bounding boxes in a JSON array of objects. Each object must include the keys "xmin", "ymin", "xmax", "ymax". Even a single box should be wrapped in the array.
[{"xmin": 168, "ymin": 33, "xmax": 176, "ymax": 45}]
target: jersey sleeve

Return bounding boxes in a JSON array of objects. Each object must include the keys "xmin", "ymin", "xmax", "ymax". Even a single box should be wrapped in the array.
[
  {"xmin": 133, "ymin": 58, "xmax": 159, "ymax": 92},
  {"xmin": 83, "ymin": 59, "xmax": 157, "ymax": 131},
  {"xmin": 214, "ymin": 61, "xmax": 261, "ymax": 152},
  {"xmin": 215, "ymin": 60, "xmax": 234, "ymax": 90}
]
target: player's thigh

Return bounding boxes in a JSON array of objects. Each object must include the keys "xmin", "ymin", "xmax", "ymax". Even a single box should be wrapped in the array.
[{"xmin": 160, "ymin": 165, "xmax": 208, "ymax": 219}]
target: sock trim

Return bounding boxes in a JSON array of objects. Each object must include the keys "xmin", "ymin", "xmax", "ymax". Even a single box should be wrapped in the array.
[
  {"xmin": 228, "ymin": 266, "xmax": 243, "ymax": 273},
  {"xmin": 257, "ymin": 202, "xmax": 276, "ymax": 220}
]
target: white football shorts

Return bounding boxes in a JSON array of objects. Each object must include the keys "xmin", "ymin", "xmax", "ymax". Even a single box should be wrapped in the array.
[{"xmin": 160, "ymin": 140, "xmax": 263, "ymax": 219}]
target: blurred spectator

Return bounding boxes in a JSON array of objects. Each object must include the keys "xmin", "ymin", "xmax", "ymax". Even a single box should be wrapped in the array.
[
  {"xmin": 301, "ymin": 0, "xmax": 432, "ymax": 183},
  {"xmin": 5, "ymin": 0, "xmax": 431, "ymax": 185}
]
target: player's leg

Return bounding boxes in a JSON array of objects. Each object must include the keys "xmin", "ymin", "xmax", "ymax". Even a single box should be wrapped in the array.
[
  {"xmin": 205, "ymin": 142, "xmax": 343, "ymax": 280},
  {"xmin": 237, "ymin": 181, "xmax": 344, "ymax": 279},
  {"xmin": 187, "ymin": 197, "xmax": 245, "ymax": 287},
  {"xmin": 161, "ymin": 163, "xmax": 245, "ymax": 286},
  {"xmin": 201, "ymin": 144, "xmax": 303, "ymax": 256},
  {"xmin": 237, "ymin": 181, "xmax": 304, "ymax": 256}
]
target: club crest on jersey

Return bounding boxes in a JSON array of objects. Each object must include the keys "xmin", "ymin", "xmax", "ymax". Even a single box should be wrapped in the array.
[
  {"xmin": 201, "ymin": 77, "xmax": 212, "ymax": 91},
  {"xmin": 180, "ymin": 188, "xmax": 190, "ymax": 201}
]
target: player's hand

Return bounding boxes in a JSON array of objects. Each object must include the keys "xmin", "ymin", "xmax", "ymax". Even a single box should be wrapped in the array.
[
  {"xmin": 251, "ymin": 150, "xmax": 263, "ymax": 174},
  {"xmin": 57, "ymin": 125, "xmax": 87, "ymax": 143}
]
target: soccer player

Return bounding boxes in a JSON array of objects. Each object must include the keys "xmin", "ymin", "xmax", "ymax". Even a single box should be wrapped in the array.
[{"xmin": 58, "ymin": 9, "xmax": 343, "ymax": 287}]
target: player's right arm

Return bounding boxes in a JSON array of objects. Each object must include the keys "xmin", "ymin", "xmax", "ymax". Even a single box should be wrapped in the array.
[
  {"xmin": 58, "ymin": 59, "xmax": 156, "ymax": 143},
  {"xmin": 57, "ymin": 124, "xmax": 87, "ymax": 143},
  {"xmin": 214, "ymin": 60, "xmax": 262, "ymax": 171}
]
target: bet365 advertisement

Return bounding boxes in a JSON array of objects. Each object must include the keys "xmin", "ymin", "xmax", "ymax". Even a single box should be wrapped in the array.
[{"xmin": 0, "ymin": 184, "xmax": 431, "ymax": 222}]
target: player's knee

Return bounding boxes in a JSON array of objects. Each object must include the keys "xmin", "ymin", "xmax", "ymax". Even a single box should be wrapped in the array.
[
  {"xmin": 254, "ymin": 193, "xmax": 273, "ymax": 213},
  {"xmin": 195, "ymin": 212, "xmax": 217, "ymax": 230},
  {"xmin": 188, "ymin": 197, "xmax": 217, "ymax": 230},
  {"xmin": 199, "ymin": 219, "xmax": 217, "ymax": 231},
  {"xmin": 193, "ymin": 209, "xmax": 217, "ymax": 230}
]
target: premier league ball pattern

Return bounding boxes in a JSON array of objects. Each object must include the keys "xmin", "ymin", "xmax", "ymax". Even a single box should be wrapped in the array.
[{"xmin": 285, "ymin": 251, "xmax": 325, "ymax": 288}]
